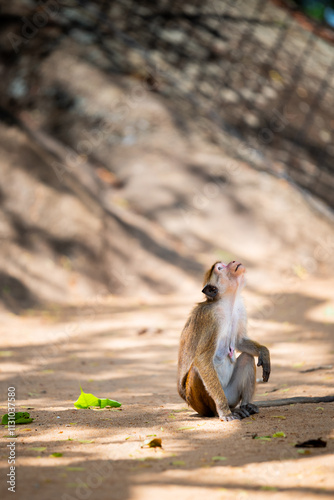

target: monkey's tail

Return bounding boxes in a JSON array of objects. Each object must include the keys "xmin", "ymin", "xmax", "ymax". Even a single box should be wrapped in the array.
[{"xmin": 255, "ymin": 395, "xmax": 334, "ymax": 407}]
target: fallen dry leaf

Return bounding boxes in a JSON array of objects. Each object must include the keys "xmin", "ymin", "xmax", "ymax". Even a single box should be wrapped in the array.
[{"xmin": 142, "ymin": 437, "xmax": 162, "ymax": 448}]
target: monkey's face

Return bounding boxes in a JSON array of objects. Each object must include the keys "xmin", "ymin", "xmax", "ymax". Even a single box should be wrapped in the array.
[{"xmin": 202, "ymin": 261, "xmax": 245, "ymax": 299}]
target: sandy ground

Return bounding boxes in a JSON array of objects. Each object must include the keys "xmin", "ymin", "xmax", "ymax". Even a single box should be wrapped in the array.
[{"xmin": 0, "ymin": 268, "xmax": 333, "ymax": 500}]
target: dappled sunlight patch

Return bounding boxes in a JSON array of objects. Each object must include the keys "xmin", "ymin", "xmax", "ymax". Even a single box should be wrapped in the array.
[
  {"xmin": 306, "ymin": 301, "xmax": 334, "ymax": 324},
  {"xmin": 0, "ymin": 362, "xmax": 33, "ymax": 379}
]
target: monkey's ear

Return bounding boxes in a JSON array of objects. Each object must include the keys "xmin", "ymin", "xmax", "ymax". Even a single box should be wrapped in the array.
[{"xmin": 202, "ymin": 284, "xmax": 218, "ymax": 299}]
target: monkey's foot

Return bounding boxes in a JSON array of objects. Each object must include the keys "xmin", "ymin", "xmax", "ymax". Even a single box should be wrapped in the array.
[
  {"xmin": 219, "ymin": 412, "xmax": 241, "ymax": 422},
  {"xmin": 240, "ymin": 403, "xmax": 259, "ymax": 416}
]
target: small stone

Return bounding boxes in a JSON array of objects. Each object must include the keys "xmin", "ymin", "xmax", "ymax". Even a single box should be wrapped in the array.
[
  {"xmin": 244, "ymin": 113, "xmax": 260, "ymax": 127},
  {"xmin": 221, "ymin": 89, "xmax": 239, "ymax": 103},
  {"xmin": 319, "ymin": 130, "xmax": 331, "ymax": 143},
  {"xmin": 263, "ymin": 87, "xmax": 277, "ymax": 99}
]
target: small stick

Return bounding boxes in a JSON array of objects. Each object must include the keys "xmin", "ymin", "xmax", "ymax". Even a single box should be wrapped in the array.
[
  {"xmin": 300, "ymin": 365, "xmax": 333, "ymax": 373},
  {"xmin": 256, "ymin": 395, "xmax": 334, "ymax": 407}
]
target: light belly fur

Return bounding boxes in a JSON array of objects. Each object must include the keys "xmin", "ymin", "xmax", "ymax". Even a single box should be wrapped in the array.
[{"xmin": 214, "ymin": 356, "xmax": 236, "ymax": 388}]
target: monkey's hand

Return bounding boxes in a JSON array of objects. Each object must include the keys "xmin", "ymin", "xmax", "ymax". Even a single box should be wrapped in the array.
[
  {"xmin": 218, "ymin": 404, "xmax": 242, "ymax": 421},
  {"xmin": 257, "ymin": 346, "xmax": 271, "ymax": 382}
]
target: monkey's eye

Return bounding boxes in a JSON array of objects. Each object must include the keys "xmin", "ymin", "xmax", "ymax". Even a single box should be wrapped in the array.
[{"xmin": 218, "ymin": 267, "xmax": 222, "ymax": 270}]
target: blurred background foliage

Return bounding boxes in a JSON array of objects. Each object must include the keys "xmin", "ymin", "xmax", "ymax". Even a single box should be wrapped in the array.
[{"xmin": 293, "ymin": 0, "xmax": 334, "ymax": 25}]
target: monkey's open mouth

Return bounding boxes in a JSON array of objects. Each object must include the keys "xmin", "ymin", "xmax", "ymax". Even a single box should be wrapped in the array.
[{"xmin": 235, "ymin": 263, "xmax": 242, "ymax": 272}]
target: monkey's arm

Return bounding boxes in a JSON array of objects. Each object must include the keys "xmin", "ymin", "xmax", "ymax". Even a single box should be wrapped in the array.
[
  {"xmin": 237, "ymin": 337, "xmax": 271, "ymax": 382},
  {"xmin": 194, "ymin": 351, "xmax": 236, "ymax": 420}
]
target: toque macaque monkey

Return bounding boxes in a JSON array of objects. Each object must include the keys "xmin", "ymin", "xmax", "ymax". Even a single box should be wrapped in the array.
[{"xmin": 177, "ymin": 260, "xmax": 271, "ymax": 421}]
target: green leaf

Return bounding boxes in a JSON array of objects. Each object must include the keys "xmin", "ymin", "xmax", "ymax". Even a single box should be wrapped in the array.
[
  {"xmin": 30, "ymin": 447, "xmax": 46, "ymax": 452},
  {"xmin": 0, "ymin": 351, "xmax": 13, "ymax": 357},
  {"xmin": 271, "ymin": 416, "xmax": 286, "ymax": 419},
  {"xmin": 74, "ymin": 387, "xmax": 121, "ymax": 409},
  {"xmin": 212, "ymin": 456, "xmax": 227, "ymax": 461},
  {"xmin": 272, "ymin": 432, "xmax": 286, "ymax": 438},
  {"xmin": 315, "ymin": 407, "xmax": 324, "ymax": 411},
  {"xmin": 74, "ymin": 388, "xmax": 99, "ymax": 408},
  {"xmin": 297, "ymin": 449, "xmax": 311, "ymax": 455},
  {"xmin": 50, "ymin": 452, "xmax": 63, "ymax": 457},
  {"xmin": 177, "ymin": 426, "xmax": 195, "ymax": 430},
  {"xmin": 254, "ymin": 436, "xmax": 271, "ymax": 441},
  {"xmin": 172, "ymin": 460, "xmax": 185, "ymax": 466},
  {"xmin": 99, "ymin": 398, "xmax": 121, "ymax": 408},
  {"xmin": 1, "ymin": 412, "xmax": 34, "ymax": 425}
]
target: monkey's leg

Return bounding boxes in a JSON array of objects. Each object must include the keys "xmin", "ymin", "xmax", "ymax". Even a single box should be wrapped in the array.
[
  {"xmin": 224, "ymin": 353, "xmax": 258, "ymax": 417},
  {"xmin": 185, "ymin": 366, "xmax": 217, "ymax": 417}
]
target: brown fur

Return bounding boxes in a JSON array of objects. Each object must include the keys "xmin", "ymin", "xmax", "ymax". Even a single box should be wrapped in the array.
[
  {"xmin": 177, "ymin": 260, "xmax": 271, "ymax": 420},
  {"xmin": 185, "ymin": 366, "xmax": 217, "ymax": 417}
]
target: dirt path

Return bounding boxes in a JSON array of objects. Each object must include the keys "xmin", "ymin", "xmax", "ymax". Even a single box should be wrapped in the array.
[{"xmin": 0, "ymin": 269, "xmax": 333, "ymax": 500}]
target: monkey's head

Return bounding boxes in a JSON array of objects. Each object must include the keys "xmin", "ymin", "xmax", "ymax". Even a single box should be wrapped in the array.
[{"xmin": 202, "ymin": 261, "xmax": 246, "ymax": 300}]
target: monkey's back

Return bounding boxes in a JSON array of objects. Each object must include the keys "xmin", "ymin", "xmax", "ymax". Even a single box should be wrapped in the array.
[{"xmin": 177, "ymin": 302, "xmax": 218, "ymax": 400}]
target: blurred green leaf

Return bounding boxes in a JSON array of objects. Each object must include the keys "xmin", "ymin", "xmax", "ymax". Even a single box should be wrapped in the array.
[
  {"xmin": 74, "ymin": 387, "xmax": 121, "ymax": 409},
  {"xmin": 297, "ymin": 449, "xmax": 311, "ymax": 455},
  {"xmin": 272, "ymin": 432, "xmax": 286, "ymax": 438},
  {"xmin": 254, "ymin": 436, "xmax": 271, "ymax": 441},
  {"xmin": 0, "ymin": 351, "xmax": 13, "ymax": 357},
  {"xmin": 1, "ymin": 412, "xmax": 34, "ymax": 425}
]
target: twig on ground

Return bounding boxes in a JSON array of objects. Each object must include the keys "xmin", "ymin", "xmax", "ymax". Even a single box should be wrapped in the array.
[
  {"xmin": 300, "ymin": 365, "xmax": 333, "ymax": 373},
  {"xmin": 256, "ymin": 395, "xmax": 334, "ymax": 407}
]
